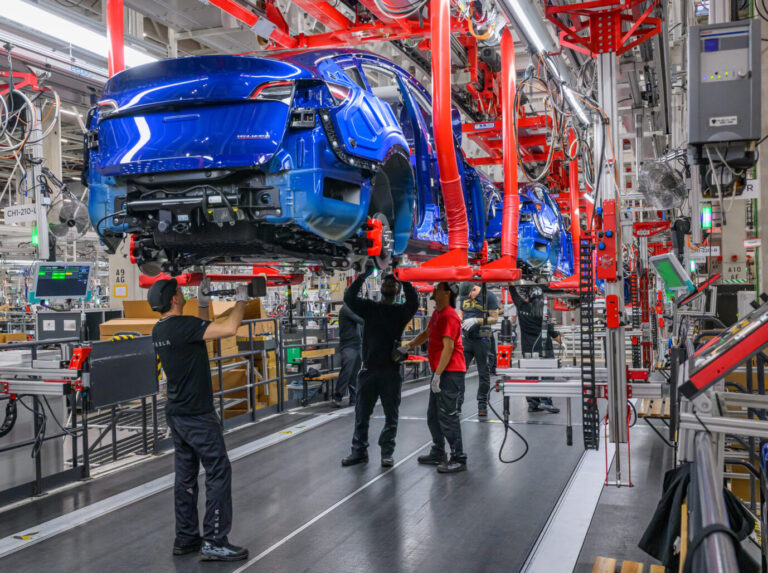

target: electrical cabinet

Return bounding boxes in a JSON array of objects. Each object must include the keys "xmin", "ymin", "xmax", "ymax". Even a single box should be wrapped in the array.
[{"xmin": 688, "ymin": 19, "xmax": 761, "ymax": 145}]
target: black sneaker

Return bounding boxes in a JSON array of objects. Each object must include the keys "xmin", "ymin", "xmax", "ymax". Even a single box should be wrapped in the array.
[
  {"xmin": 173, "ymin": 537, "xmax": 202, "ymax": 555},
  {"xmin": 341, "ymin": 451, "xmax": 368, "ymax": 466},
  {"xmin": 381, "ymin": 456, "xmax": 394, "ymax": 468},
  {"xmin": 200, "ymin": 540, "xmax": 248, "ymax": 561},
  {"xmin": 437, "ymin": 459, "xmax": 467, "ymax": 473},
  {"xmin": 417, "ymin": 451, "xmax": 447, "ymax": 465},
  {"xmin": 331, "ymin": 398, "xmax": 344, "ymax": 409},
  {"xmin": 477, "ymin": 403, "xmax": 488, "ymax": 417},
  {"xmin": 540, "ymin": 403, "xmax": 560, "ymax": 414}
]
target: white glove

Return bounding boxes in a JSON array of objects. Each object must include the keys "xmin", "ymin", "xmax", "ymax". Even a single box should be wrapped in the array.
[
  {"xmin": 431, "ymin": 374, "xmax": 441, "ymax": 393},
  {"xmin": 235, "ymin": 284, "xmax": 249, "ymax": 303},
  {"xmin": 197, "ymin": 278, "xmax": 211, "ymax": 308},
  {"xmin": 461, "ymin": 317, "xmax": 479, "ymax": 331}
]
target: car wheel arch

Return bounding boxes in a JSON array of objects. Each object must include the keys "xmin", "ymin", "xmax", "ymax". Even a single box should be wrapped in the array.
[{"xmin": 369, "ymin": 145, "xmax": 414, "ymax": 255}]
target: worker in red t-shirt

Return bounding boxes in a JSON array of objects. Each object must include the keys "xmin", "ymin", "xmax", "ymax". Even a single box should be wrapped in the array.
[{"xmin": 402, "ymin": 282, "xmax": 467, "ymax": 473}]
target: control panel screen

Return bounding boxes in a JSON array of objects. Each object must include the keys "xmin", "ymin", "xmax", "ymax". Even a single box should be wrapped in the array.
[{"xmin": 33, "ymin": 263, "xmax": 92, "ymax": 299}]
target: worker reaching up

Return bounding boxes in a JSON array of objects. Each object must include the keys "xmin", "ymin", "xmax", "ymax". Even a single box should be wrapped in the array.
[
  {"xmin": 149, "ymin": 277, "xmax": 250, "ymax": 562},
  {"xmin": 341, "ymin": 265, "xmax": 418, "ymax": 468}
]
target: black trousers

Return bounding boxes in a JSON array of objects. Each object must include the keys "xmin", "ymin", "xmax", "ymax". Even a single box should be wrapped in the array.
[
  {"xmin": 335, "ymin": 345, "xmax": 361, "ymax": 402},
  {"xmin": 167, "ymin": 411, "xmax": 232, "ymax": 543},
  {"xmin": 427, "ymin": 371, "xmax": 467, "ymax": 462},
  {"xmin": 351, "ymin": 367, "xmax": 402, "ymax": 456},
  {"xmin": 463, "ymin": 335, "xmax": 491, "ymax": 404}
]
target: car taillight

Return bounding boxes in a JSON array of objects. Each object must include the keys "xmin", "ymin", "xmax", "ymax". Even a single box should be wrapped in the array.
[
  {"xmin": 249, "ymin": 80, "xmax": 294, "ymax": 104},
  {"xmin": 326, "ymin": 82, "xmax": 351, "ymax": 104},
  {"xmin": 97, "ymin": 99, "xmax": 118, "ymax": 118}
]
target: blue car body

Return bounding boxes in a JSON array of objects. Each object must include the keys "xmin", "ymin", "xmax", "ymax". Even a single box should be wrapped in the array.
[{"xmin": 85, "ymin": 49, "xmax": 570, "ymax": 276}]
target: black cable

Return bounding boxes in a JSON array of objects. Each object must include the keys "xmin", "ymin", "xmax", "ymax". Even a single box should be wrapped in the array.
[
  {"xmin": 0, "ymin": 398, "xmax": 17, "ymax": 437},
  {"xmin": 487, "ymin": 399, "xmax": 529, "ymax": 463},
  {"xmin": 628, "ymin": 399, "xmax": 637, "ymax": 428},
  {"xmin": 15, "ymin": 396, "xmax": 46, "ymax": 458},
  {"xmin": 692, "ymin": 406, "xmax": 712, "ymax": 436},
  {"xmin": 42, "ymin": 396, "xmax": 76, "ymax": 436},
  {"xmin": 93, "ymin": 209, "xmax": 126, "ymax": 239}
]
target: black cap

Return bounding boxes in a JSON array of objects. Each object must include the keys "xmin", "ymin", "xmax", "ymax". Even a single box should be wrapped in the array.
[{"xmin": 147, "ymin": 279, "xmax": 178, "ymax": 313}]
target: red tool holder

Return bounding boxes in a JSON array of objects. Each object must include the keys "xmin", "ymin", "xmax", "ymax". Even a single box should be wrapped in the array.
[
  {"xmin": 545, "ymin": 0, "xmax": 662, "ymax": 57},
  {"xmin": 69, "ymin": 347, "xmax": 92, "ymax": 371},
  {"xmin": 606, "ymin": 294, "xmax": 620, "ymax": 329},
  {"xmin": 596, "ymin": 199, "xmax": 618, "ymax": 281}
]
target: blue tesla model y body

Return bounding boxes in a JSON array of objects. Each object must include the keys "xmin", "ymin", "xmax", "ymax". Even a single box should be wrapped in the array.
[{"xmin": 85, "ymin": 49, "xmax": 571, "ymax": 277}]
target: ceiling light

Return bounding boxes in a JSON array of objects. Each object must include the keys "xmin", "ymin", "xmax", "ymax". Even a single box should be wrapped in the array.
[
  {"xmin": 60, "ymin": 109, "xmax": 83, "ymax": 118},
  {"xmin": 3, "ymin": 0, "xmax": 157, "ymax": 69}
]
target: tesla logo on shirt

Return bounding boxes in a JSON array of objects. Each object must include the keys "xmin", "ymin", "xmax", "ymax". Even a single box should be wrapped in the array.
[{"xmin": 154, "ymin": 339, "xmax": 171, "ymax": 348}]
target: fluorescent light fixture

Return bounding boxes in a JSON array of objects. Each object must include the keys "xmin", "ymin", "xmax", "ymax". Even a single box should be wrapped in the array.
[
  {"xmin": 3, "ymin": 0, "xmax": 157, "ymax": 69},
  {"xmin": 501, "ymin": 0, "xmax": 547, "ymax": 53},
  {"xmin": 60, "ymin": 109, "xmax": 82, "ymax": 118},
  {"xmin": 563, "ymin": 86, "xmax": 590, "ymax": 124},
  {"xmin": 60, "ymin": 138, "xmax": 70, "ymax": 144}
]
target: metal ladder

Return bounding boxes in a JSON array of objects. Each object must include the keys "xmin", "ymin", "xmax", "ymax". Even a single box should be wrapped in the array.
[{"xmin": 579, "ymin": 237, "xmax": 600, "ymax": 450}]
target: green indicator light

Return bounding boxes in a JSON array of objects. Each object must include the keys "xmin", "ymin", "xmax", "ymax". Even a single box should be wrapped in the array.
[
  {"xmin": 710, "ymin": 75, "xmax": 714, "ymax": 79},
  {"xmin": 31, "ymin": 224, "xmax": 38, "ymax": 246},
  {"xmin": 690, "ymin": 260, "xmax": 697, "ymax": 272},
  {"xmin": 725, "ymin": 72, "xmax": 728, "ymax": 76},
  {"xmin": 702, "ymin": 204, "xmax": 712, "ymax": 229}
]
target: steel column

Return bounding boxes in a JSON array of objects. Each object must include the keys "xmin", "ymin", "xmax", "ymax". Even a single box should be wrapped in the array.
[
  {"xmin": 596, "ymin": 53, "xmax": 629, "ymax": 452},
  {"xmin": 106, "ymin": 0, "xmax": 125, "ymax": 77}
]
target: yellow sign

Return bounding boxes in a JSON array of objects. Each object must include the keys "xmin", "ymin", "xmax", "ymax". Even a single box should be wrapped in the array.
[
  {"xmin": 330, "ymin": 283, "xmax": 341, "ymax": 293},
  {"xmin": 113, "ymin": 284, "xmax": 128, "ymax": 298}
]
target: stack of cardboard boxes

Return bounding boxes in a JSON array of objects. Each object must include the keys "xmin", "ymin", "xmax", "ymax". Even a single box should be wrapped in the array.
[{"xmin": 99, "ymin": 298, "xmax": 283, "ymax": 419}]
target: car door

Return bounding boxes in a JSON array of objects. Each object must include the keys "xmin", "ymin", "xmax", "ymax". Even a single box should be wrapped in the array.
[{"xmin": 316, "ymin": 57, "xmax": 406, "ymax": 164}]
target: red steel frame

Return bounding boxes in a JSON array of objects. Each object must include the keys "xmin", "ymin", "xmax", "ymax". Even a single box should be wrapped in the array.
[{"xmin": 545, "ymin": 0, "xmax": 662, "ymax": 57}]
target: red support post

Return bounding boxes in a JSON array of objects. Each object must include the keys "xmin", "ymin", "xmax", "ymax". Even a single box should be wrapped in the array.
[
  {"xmin": 431, "ymin": 0, "xmax": 467, "ymax": 252},
  {"xmin": 548, "ymin": 131, "xmax": 582, "ymax": 290},
  {"xmin": 394, "ymin": 0, "xmax": 472, "ymax": 283},
  {"xmin": 477, "ymin": 27, "xmax": 521, "ymax": 282},
  {"xmin": 106, "ymin": 0, "xmax": 125, "ymax": 77}
]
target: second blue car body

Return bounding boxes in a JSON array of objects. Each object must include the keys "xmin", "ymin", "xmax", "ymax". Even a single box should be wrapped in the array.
[{"xmin": 85, "ymin": 49, "xmax": 571, "ymax": 277}]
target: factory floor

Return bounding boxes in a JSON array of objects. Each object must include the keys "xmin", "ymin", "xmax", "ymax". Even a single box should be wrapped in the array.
[{"xmin": 0, "ymin": 374, "xmax": 673, "ymax": 573}]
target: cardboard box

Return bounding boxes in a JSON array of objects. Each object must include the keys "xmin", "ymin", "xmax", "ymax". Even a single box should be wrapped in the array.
[
  {"xmin": 212, "ymin": 367, "xmax": 248, "ymax": 399},
  {"xmin": 100, "ymin": 318, "xmax": 159, "ymax": 339},
  {"xmin": 122, "ymin": 298, "xmax": 208, "ymax": 319}
]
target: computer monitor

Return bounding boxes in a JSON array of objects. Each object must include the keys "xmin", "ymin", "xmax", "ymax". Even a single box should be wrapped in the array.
[
  {"xmin": 680, "ymin": 299, "xmax": 768, "ymax": 399},
  {"xmin": 650, "ymin": 253, "xmax": 695, "ymax": 292},
  {"xmin": 31, "ymin": 262, "xmax": 93, "ymax": 301}
]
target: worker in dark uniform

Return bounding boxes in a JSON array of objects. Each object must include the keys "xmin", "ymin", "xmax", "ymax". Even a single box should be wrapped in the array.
[
  {"xmin": 459, "ymin": 284, "xmax": 499, "ymax": 417},
  {"xmin": 149, "ymin": 278, "xmax": 249, "ymax": 561},
  {"xmin": 404, "ymin": 282, "xmax": 468, "ymax": 473},
  {"xmin": 508, "ymin": 285, "xmax": 562, "ymax": 413},
  {"xmin": 341, "ymin": 267, "xmax": 418, "ymax": 468},
  {"xmin": 333, "ymin": 304, "xmax": 363, "ymax": 407}
]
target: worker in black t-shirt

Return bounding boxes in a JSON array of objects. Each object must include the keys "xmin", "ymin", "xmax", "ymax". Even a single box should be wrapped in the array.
[
  {"xmin": 508, "ymin": 285, "xmax": 562, "ymax": 414},
  {"xmin": 149, "ymin": 278, "xmax": 249, "ymax": 562},
  {"xmin": 333, "ymin": 304, "xmax": 363, "ymax": 407},
  {"xmin": 341, "ymin": 267, "xmax": 418, "ymax": 468},
  {"xmin": 459, "ymin": 284, "xmax": 499, "ymax": 417}
]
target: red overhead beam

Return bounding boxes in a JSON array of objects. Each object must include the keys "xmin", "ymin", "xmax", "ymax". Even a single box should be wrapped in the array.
[
  {"xmin": 291, "ymin": 0, "xmax": 353, "ymax": 32},
  {"xmin": 208, "ymin": 0, "xmax": 298, "ymax": 48}
]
